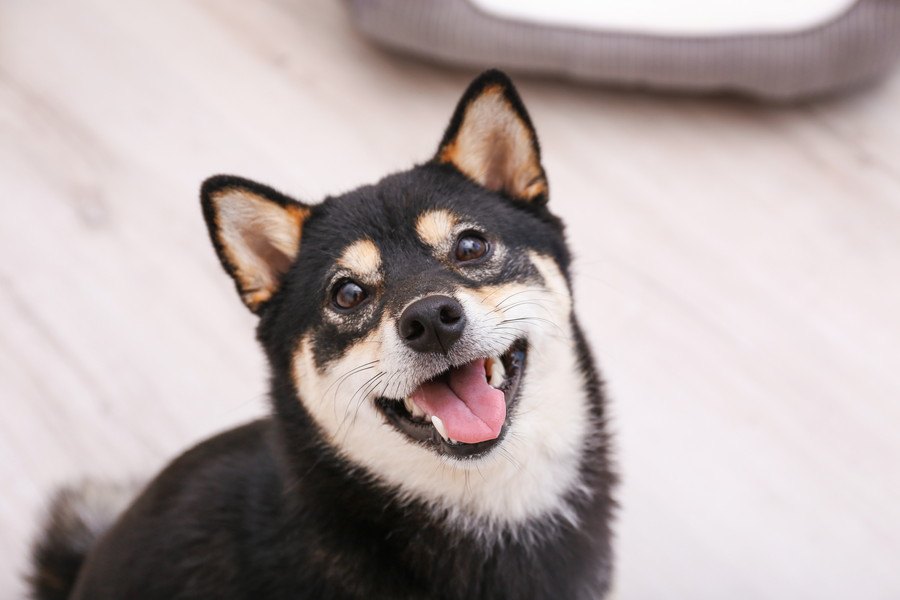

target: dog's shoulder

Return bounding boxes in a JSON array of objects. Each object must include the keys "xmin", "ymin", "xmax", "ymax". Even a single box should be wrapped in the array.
[{"xmin": 70, "ymin": 419, "xmax": 285, "ymax": 599}]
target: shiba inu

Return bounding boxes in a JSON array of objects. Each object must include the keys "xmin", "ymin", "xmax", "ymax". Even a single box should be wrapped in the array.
[{"xmin": 30, "ymin": 70, "xmax": 615, "ymax": 600}]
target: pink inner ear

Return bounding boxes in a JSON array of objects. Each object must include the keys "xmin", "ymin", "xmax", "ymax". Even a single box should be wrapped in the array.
[
  {"xmin": 438, "ymin": 87, "xmax": 547, "ymax": 202},
  {"xmin": 211, "ymin": 187, "xmax": 308, "ymax": 311},
  {"xmin": 246, "ymin": 232, "xmax": 294, "ymax": 281},
  {"xmin": 482, "ymin": 136, "xmax": 512, "ymax": 193}
]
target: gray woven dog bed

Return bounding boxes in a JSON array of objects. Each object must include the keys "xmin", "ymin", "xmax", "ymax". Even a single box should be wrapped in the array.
[{"xmin": 345, "ymin": 0, "xmax": 900, "ymax": 100}]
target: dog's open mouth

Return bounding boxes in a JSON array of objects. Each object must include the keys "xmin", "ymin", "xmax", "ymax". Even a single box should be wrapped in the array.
[{"xmin": 376, "ymin": 340, "xmax": 527, "ymax": 458}]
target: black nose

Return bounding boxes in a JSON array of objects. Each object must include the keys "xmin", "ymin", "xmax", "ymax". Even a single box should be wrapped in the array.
[{"xmin": 398, "ymin": 295, "xmax": 466, "ymax": 354}]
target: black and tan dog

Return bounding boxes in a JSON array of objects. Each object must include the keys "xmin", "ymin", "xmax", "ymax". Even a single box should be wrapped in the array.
[{"xmin": 30, "ymin": 70, "xmax": 616, "ymax": 600}]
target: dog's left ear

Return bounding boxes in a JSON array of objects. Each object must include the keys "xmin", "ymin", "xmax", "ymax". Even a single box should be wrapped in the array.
[
  {"xmin": 201, "ymin": 175, "xmax": 310, "ymax": 313},
  {"xmin": 435, "ymin": 70, "xmax": 548, "ymax": 204}
]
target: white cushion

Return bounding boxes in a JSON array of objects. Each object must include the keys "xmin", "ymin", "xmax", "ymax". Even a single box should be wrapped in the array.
[{"xmin": 470, "ymin": 0, "xmax": 857, "ymax": 36}]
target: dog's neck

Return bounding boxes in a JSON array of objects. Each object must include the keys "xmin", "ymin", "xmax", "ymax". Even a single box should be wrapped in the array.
[{"xmin": 267, "ymin": 318, "xmax": 614, "ymax": 596}]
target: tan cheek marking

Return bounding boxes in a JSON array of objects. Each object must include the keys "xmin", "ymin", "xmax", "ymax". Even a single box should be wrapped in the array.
[
  {"xmin": 462, "ymin": 283, "xmax": 539, "ymax": 326},
  {"xmin": 290, "ymin": 335, "xmax": 316, "ymax": 400},
  {"xmin": 337, "ymin": 239, "xmax": 382, "ymax": 279},
  {"xmin": 463, "ymin": 253, "xmax": 571, "ymax": 319},
  {"xmin": 416, "ymin": 209, "xmax": 458, "ymax": 249},
  {"xmin": 528, "ymin": 251, "xmax": 573, "ymax": 313},
  {"xmin": 465, "ymin": 284, "xmax": 511, "ymax": 312},
  {"xmin": 291, "ymin": 329, "xmax": 386, "ymax": 438}
]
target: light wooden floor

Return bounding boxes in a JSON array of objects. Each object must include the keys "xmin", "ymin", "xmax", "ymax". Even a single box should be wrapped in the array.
[{"xmin": 2, "ymin": 1, "xmax": 899, "ymax": 598}]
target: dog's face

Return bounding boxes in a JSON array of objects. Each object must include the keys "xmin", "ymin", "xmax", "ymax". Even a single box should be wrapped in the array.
[{"xmin": 201, "ymin": 72, "xmax": 593, "ymax": 526}]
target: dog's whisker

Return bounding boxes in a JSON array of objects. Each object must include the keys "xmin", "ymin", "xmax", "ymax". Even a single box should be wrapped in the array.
[
  {"xmin": 493, "ymin": 288, "xmax": 563, "ymax": 308},
  {"xmin": 474, "ymin": 462, "xmax": 487, "ymax": 483},
  {"xmin": 478, "ymin": 286, "xmax": 511, "ymax": 304},
  {"xmin": 341, "ymin": 372, "xmax": 388, "ymax": 446},
  {"xmin": 334, "ymin": 371, "xmax": 385, "ymax": 440},
  {"xmin": 499, "ymin": 316, "xmax": 563, "ymax": 334},
  {"xmin": 337, "ymin": 375, "xmax": 385, "ymax": 444},
  {"xmin": 489, "ymin": 299, "xmax": 556, "ymax": 318},
  {"xmin": 317, "ymin": 360, "xmax": 379, "ymax": 407},
  {"xmin": 498, "ymin": 447, "xmax": 522, "ymax": 472},
  {"xmin": 323, "ymin": 363, "xmax": 379, "ymax": 423}
]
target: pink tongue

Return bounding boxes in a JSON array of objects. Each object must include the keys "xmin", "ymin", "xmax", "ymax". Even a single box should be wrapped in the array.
[{"xmin": 409, "ymin": 359, "xmax": 506, "ymax": 444}]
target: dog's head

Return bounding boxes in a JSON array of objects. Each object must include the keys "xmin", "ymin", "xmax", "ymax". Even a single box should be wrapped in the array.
[{"xmin": 201, "ymin": 71, "xmax": 594, "ymax": 525}]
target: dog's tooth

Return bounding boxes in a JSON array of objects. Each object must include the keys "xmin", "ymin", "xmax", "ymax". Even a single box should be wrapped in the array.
[
  {"xmin": 431, "ymin": 415, "xmax": 449, "ymax": 442},
  {"xmin": 404, "ymin": 398, "xmax": 424, "ymax": 419},
  {"xmin": 489, "ymin": 357, "xmax": 506, "ymax": 388}
]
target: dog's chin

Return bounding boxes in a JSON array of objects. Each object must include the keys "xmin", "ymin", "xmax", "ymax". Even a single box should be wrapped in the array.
[{"xmin": 375, "ymin": 339, "xmax": 527, "ymax": 460}]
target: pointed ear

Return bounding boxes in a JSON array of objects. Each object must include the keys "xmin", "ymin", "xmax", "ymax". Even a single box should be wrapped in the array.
[
  {"xmin": 200, "ymin": 175, "xmax": 310, "ymax": 313},
  {"xmin": 435, "ymin": 70, "xmax": 548, "ymax": 204}
]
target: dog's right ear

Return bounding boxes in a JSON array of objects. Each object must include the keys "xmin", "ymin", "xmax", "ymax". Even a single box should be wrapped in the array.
[
  {"xmin": 435, "ymin": 70, "xmax": 548, "ymax": 205},
  {"xmin": 201, "ymin": 175, "xmax": 310, "ymax": 313}
]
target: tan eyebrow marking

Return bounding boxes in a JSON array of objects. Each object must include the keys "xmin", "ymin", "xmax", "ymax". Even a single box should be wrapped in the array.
[
  {"xmin": 416, "ymin": 209, "xmax": 458, "ymax": 248},
  {"xmin": 337, "ymin": 238, "xmax": 382, "ymax": 277}
]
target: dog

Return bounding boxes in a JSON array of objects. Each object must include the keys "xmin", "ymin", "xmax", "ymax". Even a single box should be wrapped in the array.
[{"xmin": 30, "ymin": 70, "xmax": 616, "ymax": 600}]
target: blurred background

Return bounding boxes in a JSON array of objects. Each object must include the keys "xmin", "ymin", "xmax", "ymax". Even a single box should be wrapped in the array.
[{"xmin": 2, "ymin": 1, "xmax": 899, "ymax": 598}]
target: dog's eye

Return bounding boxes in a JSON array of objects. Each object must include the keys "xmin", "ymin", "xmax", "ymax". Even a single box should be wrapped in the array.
[
  {"xmin": 332, "ymin": 280, "xmax": 367, "ymax": 310},
  {"xmin": 454, "ymin": 233, "xmax": 489, "ymax": 262}
]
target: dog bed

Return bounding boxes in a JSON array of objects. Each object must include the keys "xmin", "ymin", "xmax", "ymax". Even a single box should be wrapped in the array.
[{"xmin": 345, "ymin": 0, "xmax": 900, "ymax": 100}]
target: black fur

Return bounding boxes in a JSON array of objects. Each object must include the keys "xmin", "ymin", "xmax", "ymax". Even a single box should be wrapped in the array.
[
  {"xmin": 29, "ymin": 70, "xmax": 615, "ymax": 600},
  {"xmin": 29, "ymin": 491, "xmax": 92, "ymax": 600}
]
